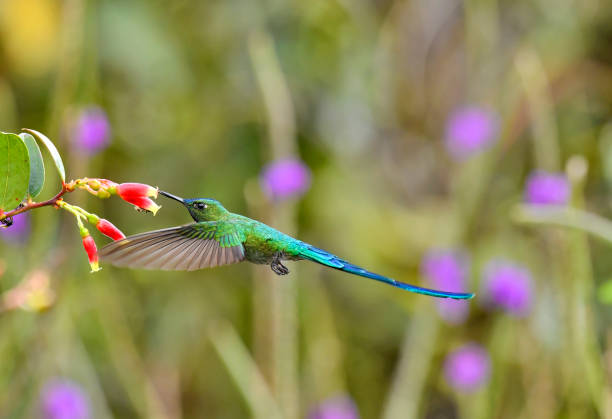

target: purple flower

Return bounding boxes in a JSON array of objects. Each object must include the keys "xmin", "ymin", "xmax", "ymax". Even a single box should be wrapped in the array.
[
  {"xmin": 524, "ymin": 171, "xmax": 570, "ymax": 205},
  {"xmin": 40, "ymin": 378, "xmax": 91, "ymax": 419},
  {"xmin": 309, "ymin": 396, "xmax": 359, "ymax": 419},
  {"xmin": 72, "ymin": 106, "xmax": 110, "ymax": 155},
  {"xmin": 444, "ymin": 343, "xmax": 490, "ymax": 392},
  {"xmin": 445, "ymin": 106, "xmax": 499, "ymax": 160},
  {"xmin": 421, "ymin": 249, "xmax": 470, "ymax": 324},
  {"xmin": 481, "ymin": 260, "xmax": 533, "ymax": 317},
  {"xmin": 0, "ymin": 213, "xmax": 30, "ymax": 243},
  {"xmin": 260, "ymin": 158, "xmax": 311, "ymax": 201}
]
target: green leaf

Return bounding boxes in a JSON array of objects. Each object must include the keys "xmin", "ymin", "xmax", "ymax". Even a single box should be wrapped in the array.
[
  {"xmin": 19, "ymin": 133, "xmax": 45, "ymax": 198},
  {"xmin": 0, "ymin": 132, "xmax": 30, "ymax": 211},
  {"xmin": 22, "ymin": 128, "xmax": 65, "ymax": 182}
]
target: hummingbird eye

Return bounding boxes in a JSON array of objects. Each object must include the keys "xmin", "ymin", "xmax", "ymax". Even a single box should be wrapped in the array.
[{"xmin": 194, "ymin": 202, "xmax": 207, "ymax": 210}]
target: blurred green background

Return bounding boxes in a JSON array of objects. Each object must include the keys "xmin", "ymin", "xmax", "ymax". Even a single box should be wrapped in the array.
[{"xmin": 2, "ymin": 0, "xmax": 612, "ymax": 418}]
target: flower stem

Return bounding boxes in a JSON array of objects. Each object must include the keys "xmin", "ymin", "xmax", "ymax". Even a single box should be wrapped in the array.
[
  {"xmin": 0, "ymin": 177, "xmax": 116, "ymax": 224},
  {"xmin": 0, "ymin": 184, "xmax": 68, "ymax": 221}
]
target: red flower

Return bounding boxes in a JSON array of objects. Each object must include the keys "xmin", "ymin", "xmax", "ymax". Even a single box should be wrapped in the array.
[
  {"xmin": 82, "ymin": 235, "xmax": 100, "ymax": 272},
  {"xmin": 96, "ymin": 219, "xmax": 126, "ymax": 241},
  {"xmin": 115, "ymin": 183, "xmax": 160, "ymax": 215}
]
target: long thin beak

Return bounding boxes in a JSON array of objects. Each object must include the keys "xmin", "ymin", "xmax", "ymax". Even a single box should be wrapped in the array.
[{"xmin": 159, "ymin": 190, "xmax": 185, "ymax": 204}]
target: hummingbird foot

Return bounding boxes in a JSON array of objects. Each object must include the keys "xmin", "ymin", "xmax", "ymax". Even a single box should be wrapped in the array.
[{"xmin": 270, "ymin": 257, "xmax": 290, "ymax": 276}]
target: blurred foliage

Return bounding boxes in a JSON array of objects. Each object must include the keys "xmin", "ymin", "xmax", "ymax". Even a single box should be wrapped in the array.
[{"xmin": 1, "ymin": 0, "xmax": 612, "ymax": 418}]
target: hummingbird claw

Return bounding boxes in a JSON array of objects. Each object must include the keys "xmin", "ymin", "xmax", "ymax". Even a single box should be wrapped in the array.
[{"xmin": 271, "ymin": 257, "xmax": 290, "ymax": 275}]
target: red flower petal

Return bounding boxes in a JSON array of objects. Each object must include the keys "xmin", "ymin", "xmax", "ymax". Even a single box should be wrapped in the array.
[
  {"xmin": 115, "ymin": 183, "xmax": 160, "ymax": 214},
  {"xmin": 117, "ymin": 183, "xmax": 158, "ymax": 199},
  {"xmin": 123, "ymin": 196, "xmax": 161, "ymax": 215},
  {"xmin": 82, "ymin": 235, "xmax": 100, "ymax": 272},
  {"xmin": 96, "ymin": 219, "xmax": 126, "ymax": 241}
]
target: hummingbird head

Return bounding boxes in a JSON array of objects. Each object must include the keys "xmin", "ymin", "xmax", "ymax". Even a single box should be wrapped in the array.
[{"xmin": 159, "ymin": 191, "xmax": 229, "ymax": 222}]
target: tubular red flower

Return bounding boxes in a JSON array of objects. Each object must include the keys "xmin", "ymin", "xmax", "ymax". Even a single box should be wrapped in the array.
[
  {"xmin": 115, "ymin": 183, "xmax": 160, "ymax": 214},
  {"xmin": 96, "ymin": 219, "xmax": 126, "ymax": 241},
  {"xmin": 125, "ymin": 196, "xmax": 161, "ymax": 215},
  {"xmin": 117, "ymin": 183, "xmax": 157, "ymax": 198},
  {"xmin": 82, "ymin": 235, "xmax": 100, "ymax": 272}
]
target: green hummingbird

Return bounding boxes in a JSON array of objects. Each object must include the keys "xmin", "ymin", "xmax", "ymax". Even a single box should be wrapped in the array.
[{"xmin": 99, "ymin": 191, "xmax": 474, "ymax": 299}]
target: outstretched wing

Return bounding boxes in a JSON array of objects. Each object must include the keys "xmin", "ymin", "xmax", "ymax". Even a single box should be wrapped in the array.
[{"xmin": 99, "ymin": 222, "xmax": 245, "ymax": 271}]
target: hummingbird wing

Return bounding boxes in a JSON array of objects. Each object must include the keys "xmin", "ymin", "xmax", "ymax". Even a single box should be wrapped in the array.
[{"xmin": 99, "ymin": 222, "xmax": 245, "ymax": 271}]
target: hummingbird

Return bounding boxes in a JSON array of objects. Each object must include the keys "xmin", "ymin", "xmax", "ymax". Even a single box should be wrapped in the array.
[{"xmin": 99, "ymin": 191, "xmax": 474, "ymax": 299}]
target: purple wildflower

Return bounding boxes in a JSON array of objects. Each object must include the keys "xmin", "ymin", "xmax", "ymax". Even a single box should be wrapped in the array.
[
  {"xmin": 309, "ymin": 396, "xmax": 360, "ymax": 419},
  {"xmin": 444, "ymin": 343, "xmax": 490, "ymax": 392},
  {"xmin": 524, "ymin": 171, "xmax": 570, "ymax": 205},
  {"xmin": 0, "ymin": 213, "xmax": 30, "ymax": 243},
  {"xmin": 72, "ymin": 106, "xmax": 111, "ymax": 155},
  {"xmin": 481, "ymin": 260, "xmax": 533, "ymax": 317},
  {"xmin": 260, "ymin": 158, "xmax": 311, "ymax": 201},
  {"xmin": 421, "ymin": 249, "xmax": 470, "ymax": 324},
  {"xmin": 445, "ymin": 106, "xmax": 499, "ymax": 160},
  {"xmin": 40, "ymin": 378, "xmax": 91, "ymax": 419}
]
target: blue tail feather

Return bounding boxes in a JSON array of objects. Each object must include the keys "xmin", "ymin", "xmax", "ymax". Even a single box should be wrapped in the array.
[{"xmin": 299, "ymin": 245, "xmax": 474, "ymax": 300}]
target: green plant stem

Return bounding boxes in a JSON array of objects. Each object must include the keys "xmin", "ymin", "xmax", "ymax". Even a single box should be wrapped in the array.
[
  {"xmin": 382, "ymin": 301, "xmax": 439, "ymax": 419},
  {"xmin": 90, "ymin": 279, "xmax": 170, "ymax": 419},
  {"xmin": 513, "ymin": 200, "xmax": 606, "ymax": 414},
  {"xmin": 515, "ymin": 47, "xmax": 560, "ymax": 172},
  {"xmin": 512, "ymin": 204, "xmax": 612, "ymax": 245},
  {"xmin": 57, "ymin": 201, "xmax": 86, "ymax": 223},
  {"xmin": 249, "ymin": 28, "xmax": 299, "ymax": 419},
  {"xmin": 208, "ymin": 320, "xmax": 283, "ymax": 419}
]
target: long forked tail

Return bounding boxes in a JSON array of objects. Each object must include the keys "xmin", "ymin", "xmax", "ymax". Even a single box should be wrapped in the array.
[{"xmin": 297, "ymin": 244, "xmax": 474, "ymax": 300}]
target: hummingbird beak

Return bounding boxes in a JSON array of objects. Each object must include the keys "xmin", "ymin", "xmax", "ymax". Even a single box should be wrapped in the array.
[{"xmin": 159, "ymin": 190, "xmax": 185, "ymax": 204}]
